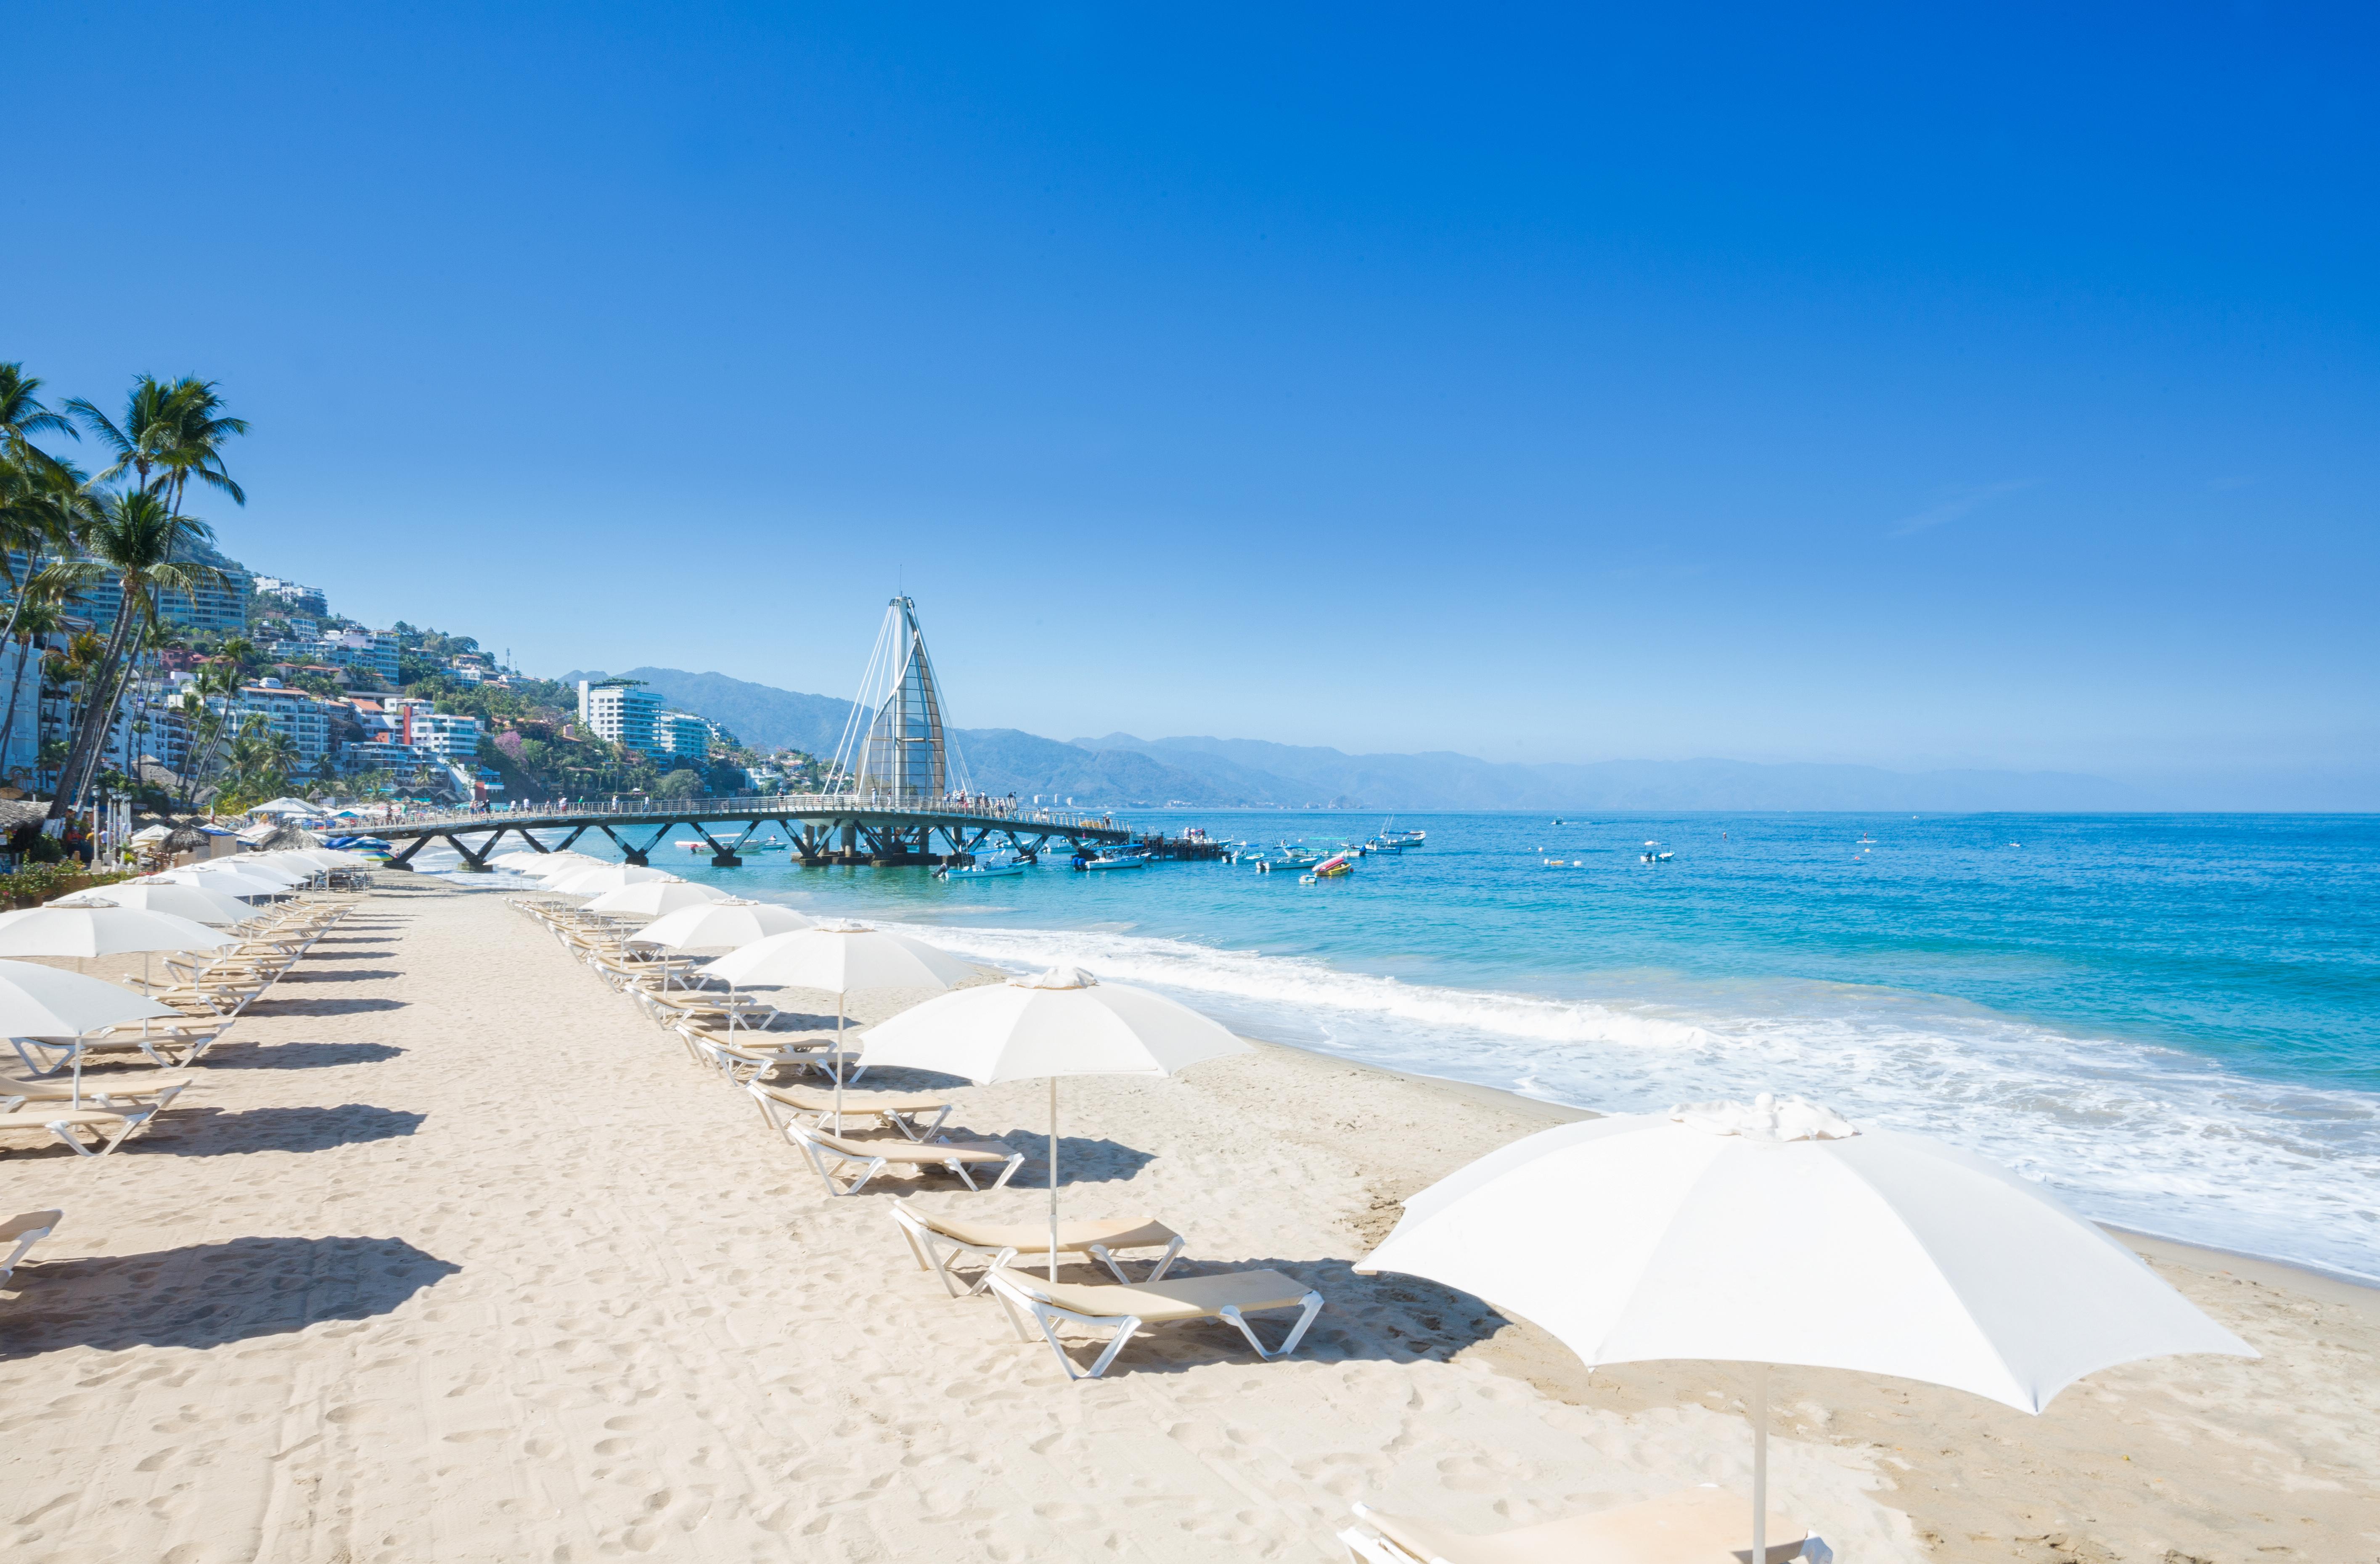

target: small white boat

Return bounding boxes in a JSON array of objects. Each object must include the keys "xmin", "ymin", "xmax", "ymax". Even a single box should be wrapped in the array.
[
  {"xmin": 939, "ymin": 850, "xmax": 1027, "ymax": 880},
  {"xmin": 1077, "ymin": 851, "xmax": 1147, "ymax": 871}
]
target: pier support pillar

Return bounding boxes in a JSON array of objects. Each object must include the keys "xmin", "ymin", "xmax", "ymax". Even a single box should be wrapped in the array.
[{"xmin": 711, "ymin": 852, "xmax": 741, "ymax": 868}]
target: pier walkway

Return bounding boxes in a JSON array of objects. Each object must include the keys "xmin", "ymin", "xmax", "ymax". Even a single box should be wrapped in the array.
[{"xmin": 361, "ymin": 794, "xmax": 1132, "ymax": 869}]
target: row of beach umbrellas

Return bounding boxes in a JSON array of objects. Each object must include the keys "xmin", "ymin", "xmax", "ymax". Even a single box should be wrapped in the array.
[
  {"xmin": 0, "ymin": 845, "xmax": 379, "ymax": 1105},
  {"xmin": 514, "ymin": 849, "xmax": 2250, "ymax": 1562}
]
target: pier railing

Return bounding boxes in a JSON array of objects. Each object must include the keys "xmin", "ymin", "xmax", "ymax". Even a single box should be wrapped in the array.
[{"xmin": 347, "ymin": 792, "xmax": 1123, "ymax": 836}]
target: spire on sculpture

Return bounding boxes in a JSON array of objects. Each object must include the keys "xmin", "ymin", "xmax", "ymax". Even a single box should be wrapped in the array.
[{"xmin": 829, "ymin": 596, "xmax": 967, "ymax": 803}]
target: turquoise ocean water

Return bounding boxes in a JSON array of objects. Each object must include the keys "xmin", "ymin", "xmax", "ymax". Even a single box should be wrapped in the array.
[{"xmin": 436, "ymin": 811, "xmax": 2380, "ymax": 1279}]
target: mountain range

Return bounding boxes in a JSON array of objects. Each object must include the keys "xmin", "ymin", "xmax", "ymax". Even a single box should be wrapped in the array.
[{"xmin": 561, "ymin": 667, "xmax": 2141, "ymax": 812}]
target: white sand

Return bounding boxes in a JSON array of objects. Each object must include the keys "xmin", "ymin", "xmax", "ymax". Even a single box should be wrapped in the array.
[{"xmin": 1, "ymin": 876, "xmax": 2371, "ymax": 1561}]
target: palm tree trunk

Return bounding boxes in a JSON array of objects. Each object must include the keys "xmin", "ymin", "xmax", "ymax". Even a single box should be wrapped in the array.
[{"xmin": 47, "ymin": 596, "xmax": 140, "ymax": 819}]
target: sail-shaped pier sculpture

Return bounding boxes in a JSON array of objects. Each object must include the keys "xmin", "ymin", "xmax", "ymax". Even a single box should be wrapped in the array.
[{"xmin": 829, "ymin": 596, "xmax": 968, "ymax": 807}]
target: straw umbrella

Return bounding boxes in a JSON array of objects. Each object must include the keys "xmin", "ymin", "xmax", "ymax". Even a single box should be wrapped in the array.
[
  {"xmin": 699, "ymin": 922, "xmax": 972, "ymax": 1120},
  {"xmin": 626, "ymin": 900, "xmax": 815, "ymax": 951},
  {"xmin": 1355, "ymin": 1093, "xmax": 2256, "ymax": 1564},
  {"xmin": 859, "ymin": 965, "xmax": 1249, "ymax": 1277}
]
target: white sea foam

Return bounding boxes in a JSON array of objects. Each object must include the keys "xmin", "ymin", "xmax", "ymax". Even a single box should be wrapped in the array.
[{"xmin": 890, "ymin": 918, "xmax": 2380, "ymax": 1281}]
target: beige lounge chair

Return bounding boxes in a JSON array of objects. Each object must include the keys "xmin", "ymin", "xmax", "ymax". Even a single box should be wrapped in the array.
[
  {"xmin": 1338, "ymin": 1488, "xmax": 1823, "ymax": 1564},
  {"xmin": 679, "ymin": 1024, "xmax": 829, "ymax": 1079},
  {"xmin": 3, "ymin": 1068, "xmax": 200, "ymax": 1113},
  {"xmin": 0, "ymin": 1101, "xmax": 161, "ymax": 1156},
  {"xmin": 2, "ymin": 1208, "xmax": 61, "ymax": 1287},
  {"xmin": 892, "ymin": 1200, "xmax": 1184, "ymax": 1296},
  {"xmin": 751, "ymin": 1078, "xmax": 954, "ymax": 1140},
  {"xmin": 760, "ymin": 1098, "xmax": 1022, "ymax": 1196},
  {"xmin": 984, "ymin": 1264, "xmax": 1323, "ymax": 1379},
  {"xmin": 11, "ymin": 1022, "xmax": 227, "ymax": 1074}
]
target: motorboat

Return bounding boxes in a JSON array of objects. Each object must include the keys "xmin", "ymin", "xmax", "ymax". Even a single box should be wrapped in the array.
[
  {"xmin": 940, "ymin": 850, "xmax": 1028, "ymax": 880},
  {"xmin": 1640, "ymin": 840, "xmax": 1675, "ymax": 863},
  {"xmin": 1075, "ymin": 850, "xmax": 1147, "ymax": 871},
  {"xmin": 1253, "ymin": 844, "xmax": 1326, "ymax": 874}
]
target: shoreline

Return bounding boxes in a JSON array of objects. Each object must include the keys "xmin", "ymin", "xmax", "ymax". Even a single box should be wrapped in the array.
[{"xmin": 1240, "ymin": 1030, "xmax": 2380, "ymax": 1298}]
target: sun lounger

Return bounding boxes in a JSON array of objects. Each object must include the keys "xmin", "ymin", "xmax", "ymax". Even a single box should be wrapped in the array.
[
  {"xmin": 751, "ymin": 1079, "xmax": 954, "ymax": 1139},
  {"xmin": 11, "ymin": 1022, "xmax": 227, "ymax": 1074},
  {"xmin": 984, "ymin": 1265, "xmax": 1324, "ymax": 1379},
  {"xmin": 759, "ymin": 1096, "xmax": 1022, "ymax": 1196},
  {"xmin": 892, "ymin": 1200, "xmax": 1185, "ymax": 1296},
  {"xmin": 3, "ymin": 1068, "xmax": 200, "ymax": 1113},
  {"xmin": 683, "ymin": 1026, "xmax": 831, "ymax": 1080},
  {"xmin": 1337, "ymin": 1488, "xmax": 1823, "ymax": 1564},
  {"xmin": 0, "ymin": 1101, "xmax": 161, "ymax": 1156},
  {"xmin": 2, "ymin": 1209, "xmax": 61, "ymax": 1288}
]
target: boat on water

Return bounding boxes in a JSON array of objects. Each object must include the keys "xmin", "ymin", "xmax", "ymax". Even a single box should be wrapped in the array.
[
  {"xmin": 1381, "ymin": 828, "xmax": 1426, "ymax": 850},
  {"xmin": 1311, "ymin": 852, "xmax": 1353, "ymax": 878},
  {"xmin": 1253, "ymin": 844, "xmax": 1327, "ymax": 874},
  {"xmin": 940, "ymin": 850, "xmax": 1028, "ymax": 880},
  {"xmin": 1640, "ymin": 840, "xmax": 1674, "ymax": 863},
  {"xmin": 1075, "ymin": 850, "xmax": 1147, "ymax": 871}
]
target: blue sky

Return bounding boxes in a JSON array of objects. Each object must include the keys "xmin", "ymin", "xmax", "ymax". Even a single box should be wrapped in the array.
[{"xmin": 7, "ymin": 4, "xmax": 2375, "ymax": 804}]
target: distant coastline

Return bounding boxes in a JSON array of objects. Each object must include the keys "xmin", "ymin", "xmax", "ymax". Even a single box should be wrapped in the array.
[{"xmin": 567, "ymin": 664, "xmax": 2171, "ymax": 813}]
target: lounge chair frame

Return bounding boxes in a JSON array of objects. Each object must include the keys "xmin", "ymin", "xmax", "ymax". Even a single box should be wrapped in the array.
[
  {"xmin": 891, "ymin": 1201, "xmax": 1185, "ymax": 1296},
  {"xmin": 1, "ymin": 1209, "xmax": 61, "ymax": 1287},
  {"xmin": 984, "ymin": 1265, "xmax": 1323, "ymax": 1380},
  {"xmin": 754, "ymin": 1085, "xmax": 1021, "ymax": 1196}
]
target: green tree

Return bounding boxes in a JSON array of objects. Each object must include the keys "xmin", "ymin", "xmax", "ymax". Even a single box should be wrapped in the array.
[
  {"xmin": 656, "ymin": 767, "xmax": 703, "ymax": 799},
  {"xmin": 41, "ymin": 490, "xmax": 225, "ymax": 819},
  {"xmin": 64, "ymin": 376, "xmax": 248, "ymax": 515}
]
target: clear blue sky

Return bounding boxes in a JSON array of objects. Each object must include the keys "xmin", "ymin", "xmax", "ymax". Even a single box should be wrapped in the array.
[{"xmin": 8, "ymin": 5, "xmax": 2375, "ymax": 804}]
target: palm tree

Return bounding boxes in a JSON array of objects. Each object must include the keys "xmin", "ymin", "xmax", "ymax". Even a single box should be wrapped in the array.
[
  {"xmin": 178, "ymin": 660, "xmax": 244, "ymax": 809},
  {"xmin": 40, "ymin": 489, "xmax": 225, "ymax": 820},
  {"xmin": 63, "ymin": 376, "xmax": 247, "ymax": 511},
  {"xmin": 0, "ymin": 364, "xmax": 76, "ymax": 466}
]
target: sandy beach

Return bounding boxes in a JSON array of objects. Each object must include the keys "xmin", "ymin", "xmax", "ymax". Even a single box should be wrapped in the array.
[{"xmin": 2, "ymin": 875, "xmax": 2372, "ymax": 1563}]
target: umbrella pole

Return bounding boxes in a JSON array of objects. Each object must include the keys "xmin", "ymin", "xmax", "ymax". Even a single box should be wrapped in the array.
[
  {"xmin": 1751, "ymin": 1362, "xmax": 1768, "ymax": 1564},
  {"xmin": 832, "ymin": 993, "xmax": 845, "ymax": 1134},
  {"xmin": 72, "ymin": 1040, "xmax": 83, "ymax": 1110},
  {"xmin": 1048, "ymin": 1077, "xmax": 1059, "ymax": 1281}
]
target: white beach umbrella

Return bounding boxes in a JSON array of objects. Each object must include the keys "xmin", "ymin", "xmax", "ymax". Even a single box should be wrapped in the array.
[
  {"xmin": 491, "ymin": 850, "xmax": 558, "ymax": 872},
  {"xmin": 0, "ymin": 905, "xmax": 235, "ymax": 958},
  {"xmin": 699, "ymin": 922, "xmax": 974, "ymax": 1120},
  {"xmin": 1355, "ymin": 1094, "xmax": 2256, "ymax": 1564},
  {"xmin": 627, "ymin": 899, "xmax": 816, "ymax": 951},
  {"xmin": 188, "ymin": 857, "xmax": 304, "ymax": 886},
  {"xmin": 0, "ymin": 958, "xmax": 182, "ymax": 1106},
  {"xmin": 249, "ymin": 797, "xmax": 321, "ymax": 816},
  {"xmin": 861, "ymin": 965, "xmax": 1250, "ymax": 1276},
  {"xmin": 148, "ymin": 868, "xmax": 286, "ymax": 899},
  {"xmin": 506, "ymin": 850, "xmax": 599, "ymax": 876},
  {"xmin": 544, "ymin": 863, "xmax": 686, "ymax": 895},
  {"xmin": 581, "ymin": 881, "xmax": 734, "ymax": 918},
  {"xmin": 51, "ymin": 882, "xmax": 257, "ymax": 926}
]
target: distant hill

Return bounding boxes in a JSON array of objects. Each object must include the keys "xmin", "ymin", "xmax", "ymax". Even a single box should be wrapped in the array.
[{"xmin": 564, "ymin": 667, "xmax": 2137, "ymax": 810}]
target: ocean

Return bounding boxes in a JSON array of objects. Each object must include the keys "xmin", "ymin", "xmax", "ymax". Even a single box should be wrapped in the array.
[{"xmin": 433, "ymin": 810, "xmax": 2380, "ymax": 1281}]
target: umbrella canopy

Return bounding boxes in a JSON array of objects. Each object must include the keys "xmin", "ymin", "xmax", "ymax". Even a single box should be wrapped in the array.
[
  {"xmin": 861, "ymin": 966, "xmax": 1250, "ymax": 1274},
  {"xmin": 491, "ymin": 850, "xmax": 559, "ymax": 872},
  {"xmin": 581, "ymin": 881, "xmax": 735, "ymax": 918},
  {"xmin": 249, "ymin": 797, "xmax": 322, "ymax": 816},
  {"xmin": 543, "ymin": 863, "xmax": 687, "ymax": 896},
  {"xmin": 699, "ymin": 922, "xmax": 974, "ymax": 992},
  {"xmin": 0, "ymin": 958, "xmax": 180, "ymax": 1034},
  {"xmin": 861, "ymin": 964, "xmax": 1247, "ymax": 1083},
  {"xmin": 0, "ymin": 904, "xmax": 236, "ymax": 957},
  {"xmin": 148, "ymin": 868, "xmax": 286, "ymax": 898},
  {"xmin": 185, "ymin": 857, "xmax": 304, "ymax": 887},
  {"xmin": 1356, "ymin": 1094, "xmax": 2255, "ymax": 1557},
  {"xmin": 129, "ymin": 824, "xmax": 174, "ymax": 844},
  {"xmin": 627, "ymin": 899, "xmax": 816, "ymax": 950},
  {"xmin": 514, "ymin": 851, "xmax": 601, "ymax": 877},
  {"xmin": 51, "ymin": 882, "xmax": 258, "ymax": 926}
]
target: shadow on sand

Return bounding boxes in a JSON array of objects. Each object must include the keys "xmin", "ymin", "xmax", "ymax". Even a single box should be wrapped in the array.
[
  {"xmin": 128, "ymin": 1103, "xmax": 426, "ymax": 1156},
  {"xmin": 199, "ymin": 1040, "xmax": 406, "ymax": 1070},
  {"xmin": 0, "ymin": 1235, "xmax": 459, "ymax": 1357}
]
